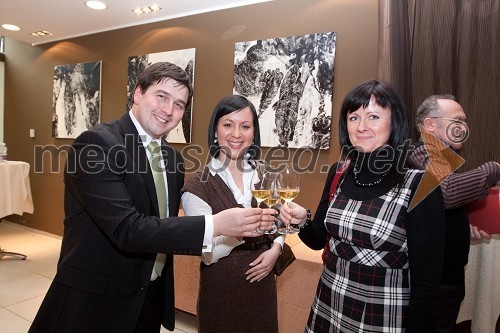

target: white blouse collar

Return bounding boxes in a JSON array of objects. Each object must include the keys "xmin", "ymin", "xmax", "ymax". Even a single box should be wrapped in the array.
[{"xmin": 207, "ymin": 157, "xmax": 255, "ymax": 207}]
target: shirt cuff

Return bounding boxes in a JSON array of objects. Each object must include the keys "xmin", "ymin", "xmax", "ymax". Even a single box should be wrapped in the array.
[
  {"xmin": 201, "ymin": 236, "xmax": 244, "ymax": 265},
  {"xmin": 202, "ymin": 215, "xmax": 214, "ymax": 252},
  {"xmin": 273, "ymin": 234, "xmax": 285, "ymax": 249},
  {"xmin": 479, "ymin": 161, "xmax": 500, "ymax": 186}
]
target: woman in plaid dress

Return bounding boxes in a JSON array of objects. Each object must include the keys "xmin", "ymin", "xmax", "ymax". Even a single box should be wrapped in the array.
[{"xmin": 280, "ymin": 80, "xmax": 446, "ymax": 332}]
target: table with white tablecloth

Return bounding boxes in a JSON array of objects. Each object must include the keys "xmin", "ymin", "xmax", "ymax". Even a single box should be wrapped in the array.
[
  {"xmin": 0, "ymin": 161, "xmax": 34, "ymax": 218},
  {"xmin": 457, "ymin": 236, "xmax": 500, "ymax": 333},
  {"xmin": 0, "ymin": 161, "xmax": 34, "ymax": 259}
]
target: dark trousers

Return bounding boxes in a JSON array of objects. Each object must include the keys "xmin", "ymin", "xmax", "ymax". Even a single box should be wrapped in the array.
[
  {"xmin": 433, "ymin": 279, "xmax": 466, "ymax": 333},
  {"xmin": 135, "ymin": 274, "xmax": 165, "ymax": 333}
]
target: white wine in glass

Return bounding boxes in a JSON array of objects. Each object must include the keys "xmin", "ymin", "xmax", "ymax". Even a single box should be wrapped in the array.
[
  {"xmin": 263, "ymin": 196, "xmax": 281, "ymax": 207},
  {"xmin": 251, "ymin": 161, "xmax": 276, "ymax": 234},
  {"xmin": 276, "ymin": 189, "xmax": 299, "ymax": 202},
  {"xmin": 262, "ymin": 195, "xmax": 280, "ymax": 234},
  {"xmin": 277, "ymin": 163, "xmax": 300, "ymax": 234},
  {"xmin": 251, "ymin": 189, "xmax": 273, "ymax": 203}
]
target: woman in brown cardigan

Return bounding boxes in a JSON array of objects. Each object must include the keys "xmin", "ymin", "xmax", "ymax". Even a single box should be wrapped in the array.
[{"xmin": 181, "ymin": 95, "xmax": 283, "ymax": 332}]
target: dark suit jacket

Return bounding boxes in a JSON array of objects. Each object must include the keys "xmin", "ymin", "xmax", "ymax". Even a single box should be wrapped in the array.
[{"xmin": 29, "ymin": 113, "xmax": 205, "ymax": 333}]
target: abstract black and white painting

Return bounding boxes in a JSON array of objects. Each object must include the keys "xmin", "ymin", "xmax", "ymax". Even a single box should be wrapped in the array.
[
  {"xmin": 127, "ymin": 48, "xmax": 195, "ymax": 143},
  {"xmin": 52, "ymin": 61, "xmax": 101, "ymax": 139},
  {"xmin": 234, "ymin": 32, "xmax": 336, "ymax": 149}
]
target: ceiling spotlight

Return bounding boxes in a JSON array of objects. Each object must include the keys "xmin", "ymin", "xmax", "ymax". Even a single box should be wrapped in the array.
[
  {"xmin": 132, "ymin": 5, "xmax": 162, "ymax": 15},
  {"xmin": 2, "ymin": 24, "xmax": 21, "ymax": 31},
  {"xmin": 31, "ymin": 30, "xmax": 53, "ymax": 37},
  {"xmin": 86, "ymin": 1, "xmax": 107, "ymax": 10}
]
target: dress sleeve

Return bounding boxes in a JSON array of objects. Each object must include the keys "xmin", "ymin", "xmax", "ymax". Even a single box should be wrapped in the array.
[
  {"xmin": 181, "ymin": 192, "xmax": 244, "ymax": 265},
  {"xmin": 298, "ymin": 164, "xmax": 336, "ymax": 250},
  {"xmin": 405, "ymin": 180, "xmax": 446, "ymax": 332}
]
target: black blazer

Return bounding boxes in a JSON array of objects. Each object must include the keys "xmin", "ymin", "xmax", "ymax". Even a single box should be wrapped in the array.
[{"xmin": 30, "ymin": 113, "xmax": 205, "ymax": 333}]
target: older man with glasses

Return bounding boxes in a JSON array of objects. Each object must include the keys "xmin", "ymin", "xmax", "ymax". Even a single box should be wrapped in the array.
[{"xmin": 408, "ymin": 94, "xmax": 500, "ymax": 333}]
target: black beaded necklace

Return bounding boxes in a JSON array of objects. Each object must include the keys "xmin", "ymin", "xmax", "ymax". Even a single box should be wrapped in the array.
[
  {"xmin": 351, "ymin": 146, "xmax": 394, "ymax": 188},
  {"xmin": 353, "ymin": 170, "xmax": 388, "ymax": 187}
]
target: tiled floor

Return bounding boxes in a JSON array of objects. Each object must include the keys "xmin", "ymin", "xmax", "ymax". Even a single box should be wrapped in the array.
[{"xmin": 0, "ymin": 220, "xmax": 198, "ymax": 333}]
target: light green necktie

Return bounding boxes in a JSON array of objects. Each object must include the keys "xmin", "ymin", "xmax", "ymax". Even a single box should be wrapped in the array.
[
  {"xmin": 146, "ymin": 141, "xmax": 167, "ymax": 219},
  {"xmin": 146, "ymin": 141, "xmax": 167, "ymax": 276}
]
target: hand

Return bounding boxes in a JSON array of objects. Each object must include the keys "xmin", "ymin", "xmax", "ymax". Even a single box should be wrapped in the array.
[
  {"xmin": 258, "ymin": 208, "xmax": 279, "ymax": 232},
  {"xmin": 279, "ymin": 202, "xmax": 307, "ymax": 227},
  {"xmin": 494, "ymin": 180, "xmax": 500, "ymax": 189},
  {"xmin": 213, "ymin": 208, "xmax": 264, "ymax": 238},
  {"xmin": 245, "ymin": 243, "xmax": 281, "ymax": 282},
  {"xmin": 470, "ymin": 224, "xmax": 492, "ymax": 240}
]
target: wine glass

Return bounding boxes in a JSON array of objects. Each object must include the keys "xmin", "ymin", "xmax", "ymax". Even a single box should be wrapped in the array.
[
  {"xmin": 262, "ymin": 192, "xmax": 280, "ymax": 234},
  {"xmin": 276, "ymin": 163, "xmax": 300, "ymax": 234},
  {"xmin": 250, "ymin": 161, "xmax": 276, "ymax": 234}
]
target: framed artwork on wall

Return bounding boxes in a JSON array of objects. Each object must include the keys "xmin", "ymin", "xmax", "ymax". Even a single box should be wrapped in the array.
[
  {"xmin": 127, "ymin": 48, "xmax": 196, "ymax": 144},
  {"xmin": 233, "ymin": 32, "xmax": 336, "ymax": 149},
  {"xmin": 51, "ymin": 60, "xmax": 102, "ymax": 139}
]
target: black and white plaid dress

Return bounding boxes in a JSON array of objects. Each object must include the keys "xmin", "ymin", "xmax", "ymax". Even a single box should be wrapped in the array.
[{"xmin": 305, "ymin": 169, "xmax": 421, "ymax": 333}]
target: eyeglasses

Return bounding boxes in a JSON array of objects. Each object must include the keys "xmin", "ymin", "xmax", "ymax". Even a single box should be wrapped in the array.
[{"xmin": 429, "ymin": 117, "xmax": 469, "ymax": 126}]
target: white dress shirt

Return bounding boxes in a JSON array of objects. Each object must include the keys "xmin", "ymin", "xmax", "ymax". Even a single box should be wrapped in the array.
[{"xmin": 181, "ymin": 157, "xmax": 285, "ymax": 265}]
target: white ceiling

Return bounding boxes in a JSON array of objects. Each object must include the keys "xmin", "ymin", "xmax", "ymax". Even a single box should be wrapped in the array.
[{"xmin": 0, "ymin": 0, "xmax": 272, "ymax": 46}]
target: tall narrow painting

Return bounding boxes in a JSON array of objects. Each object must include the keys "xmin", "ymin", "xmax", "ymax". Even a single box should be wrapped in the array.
[
  {"xmin": 234, "ymin": 32, "xmax": 336, "ymax": 149},
  {"xmin": 127, "ymin": 48, "xmax": 195, "ymax": 144},
  {"xmin": 52, "ymin": 61, "xmax": 102, "ymax": 139}
]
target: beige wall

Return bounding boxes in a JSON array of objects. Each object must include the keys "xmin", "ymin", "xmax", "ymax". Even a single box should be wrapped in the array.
[{"xmin": 3, "ymin": 0, "xmax": 380, "ymax": 235}]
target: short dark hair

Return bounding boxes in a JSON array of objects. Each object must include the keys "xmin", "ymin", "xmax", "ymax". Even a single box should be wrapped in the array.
[
  {"xmin": 134, "ymin": 62, "xmax": 194, "ymax": 109},
  {"xmin": 338, "ymin": 79, "xmax": 408, "ymax": 153},
  {"xmin": 207, "ymin": 95, "xmax": 261, "ymax": 159}
]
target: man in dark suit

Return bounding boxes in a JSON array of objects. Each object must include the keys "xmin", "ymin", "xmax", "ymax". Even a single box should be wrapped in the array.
[{"xmin": 29, "ymin": 62, "xmax": 272, "ymax": 333}]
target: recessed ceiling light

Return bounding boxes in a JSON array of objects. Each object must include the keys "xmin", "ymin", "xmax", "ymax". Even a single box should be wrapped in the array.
[
  {"xmin": 31, "ymin": 30, "xmax": 53, "ymax": 37},
  {"xmin": 85, "ymin": 1, "xmax": 107, "ymax": 10},
  {"xmin": 2, "ymin": 24, "xmax": 21, "ymax": 31},
  {"xmin": 131, "ymin": 5, "xmax": 162, "ymax": 15}
]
